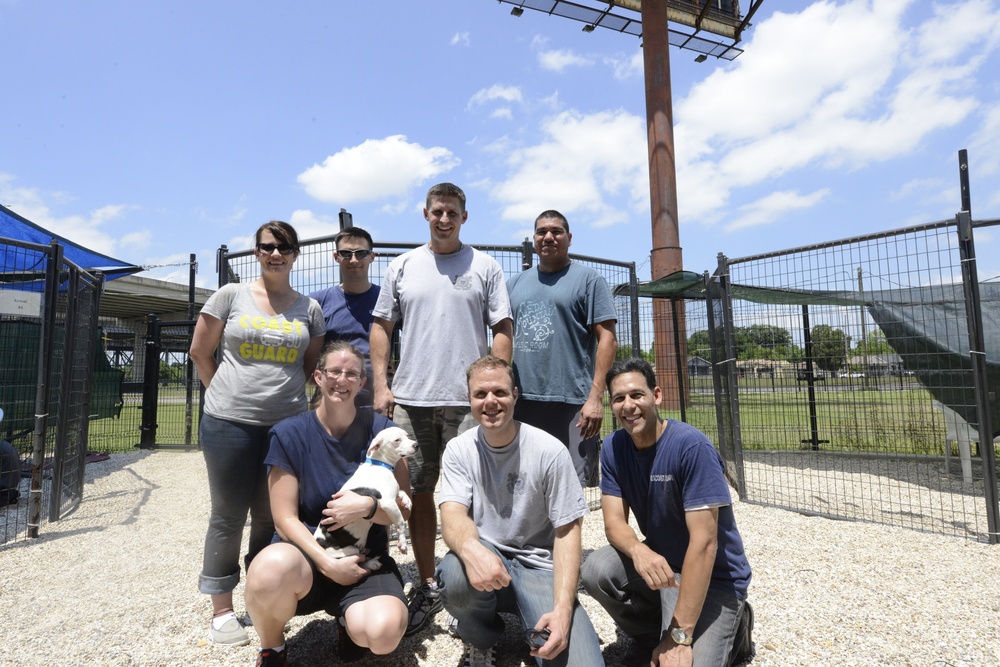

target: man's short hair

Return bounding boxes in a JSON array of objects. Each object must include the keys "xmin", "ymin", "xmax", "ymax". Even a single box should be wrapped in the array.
[
  {"xmin": 606, "ymin": 357, "xmax": 657, "ymax": 394},
  {"xmin": 426, "ymin": 182, "xmax": 467, "ymax": 211},
  {"xmin": 535, "ymin": 210, "xmax": 570, "ymax": 233},
  {"xmin": 466, "ymin": 354, "xmax": 515, "ymax": 389},
  {"xmin": 334, "ymin": 226, "xmax": 374, "ymax": 251}
]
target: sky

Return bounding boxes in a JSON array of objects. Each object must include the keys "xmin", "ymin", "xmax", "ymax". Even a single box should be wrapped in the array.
[{"xmin": 2, "ymin": 0, "xmax": 1000, "ymax": 288}]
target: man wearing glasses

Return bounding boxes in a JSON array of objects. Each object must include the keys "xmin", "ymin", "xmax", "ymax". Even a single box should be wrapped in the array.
[{"xmin": 311, "ymin": 227, "xmax": 380, "ymax": 407}]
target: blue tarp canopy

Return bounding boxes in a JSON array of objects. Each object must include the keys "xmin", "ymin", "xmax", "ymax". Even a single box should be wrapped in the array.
[{"xmin": 1, "ymin": 202, "xmax": 141, "ymax": 282}]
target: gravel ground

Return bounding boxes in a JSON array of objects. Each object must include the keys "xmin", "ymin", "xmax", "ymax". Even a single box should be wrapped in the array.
[{"xmin": 2, "ymin": 449, "xmax": 999, "ymax": 667}]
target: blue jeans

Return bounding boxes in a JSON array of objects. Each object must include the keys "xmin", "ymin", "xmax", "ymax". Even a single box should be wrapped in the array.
[
  {"xmin": 436, "ymin": 542, "xmax": 604, "ymax": 667},
  {"xmin": 198, "ymin": 414, "xmax": 275, "ymax": 595},
  {"xmin": 581, "ymin": 544, "xmax": 744, "ymax": 667}
]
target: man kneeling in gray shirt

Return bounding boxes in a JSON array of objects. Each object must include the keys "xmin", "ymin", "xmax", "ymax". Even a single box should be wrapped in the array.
[{"xmin": 436, "ymin": 355, "xmax": 604, "ymax": 667}]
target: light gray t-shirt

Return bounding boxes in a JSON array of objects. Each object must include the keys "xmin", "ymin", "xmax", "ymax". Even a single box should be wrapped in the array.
[
  {"xmin": 439, "ymin": 422, "xmax": 589, "ymax": 570},
  {"xmin": 201, "ymin": 283, "xmax": 324, "ymax": 425},
  {"xmin": 372, "ymin": 244, "xmax": 511, "ymax": 406}
]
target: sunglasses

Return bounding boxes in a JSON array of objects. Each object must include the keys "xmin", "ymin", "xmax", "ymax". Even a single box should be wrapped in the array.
[
  {"xmin": 256, "ymin": 243, "xmax": 297, "ymax": 255},
  {"xmin": 336, "ymin": 249, "xmax": 372, "ymax": 260}
]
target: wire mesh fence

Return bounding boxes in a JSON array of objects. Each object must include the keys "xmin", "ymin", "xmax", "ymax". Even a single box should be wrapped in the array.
[
  {"xmin": 220, "ymin": 235, "xmax": 640, "ymax": 508},
  {"xmin": 715, "ymin": 219, "xmax": 1000, "ymax": 542},
  {"xmin": 1, "ymin": 237, "xmax": 107, "ymax": 546}
]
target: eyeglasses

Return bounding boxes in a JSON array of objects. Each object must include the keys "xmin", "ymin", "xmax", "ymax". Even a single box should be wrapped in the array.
[
  {"xmin": 318, "ymin": 368, "xmax": 362, "ymax": 381},
  {"xmin": 257, "ymin": 243, "xmax": 297, "ymax": 255},
  {"xmin": 336, "ymin": 249, "xmax": 372, "ymax": 261}
]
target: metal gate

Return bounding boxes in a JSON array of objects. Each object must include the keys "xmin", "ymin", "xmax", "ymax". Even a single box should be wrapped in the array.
[{"xmin": 138, "ymin": 315, "xmax": 201, "ymax": 450}]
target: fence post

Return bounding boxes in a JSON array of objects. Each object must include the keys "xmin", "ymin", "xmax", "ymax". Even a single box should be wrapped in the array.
[
  {"xmin": 709, "ymin": 255, "xmax": 746, "ymax": 497},
  {"xmin": 139, "ymin": 314, "xmax": 160, "ymax": 449},
  {"xmin": 955, "ymin": 151, "xmax": 999, "ymax": 543},
  {"xmin": 27, "ymin": 241, "xmax": 63, "ymax": 538}
]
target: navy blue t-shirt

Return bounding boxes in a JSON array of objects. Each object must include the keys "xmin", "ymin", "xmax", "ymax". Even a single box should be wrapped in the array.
[
  {"xmin": 266, "ymin": 409, "xmax": 394, "ymax": 554},
  {"xmin": 600, "ymin": 419, "xmax": 752, "ymax": 597},
  {"xmin": 309, "ymin": 284, "xmax": 380, "ymax": 381}
]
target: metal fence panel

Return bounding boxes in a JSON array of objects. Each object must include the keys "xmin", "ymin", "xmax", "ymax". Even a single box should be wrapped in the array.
[{"xmin": 720, "ymin": 220, "xmax": 999, "ymax": 542}]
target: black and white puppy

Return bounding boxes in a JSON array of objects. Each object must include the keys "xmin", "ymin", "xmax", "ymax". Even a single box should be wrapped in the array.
[{"xmin": 314, "ymin": 426, "xmax": 417, "ymax": 572}]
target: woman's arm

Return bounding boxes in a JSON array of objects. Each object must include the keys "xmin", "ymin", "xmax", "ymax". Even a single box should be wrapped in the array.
[
  {"xmin": 189, "ymin": 313, "xmax": 224, "ymax": 388},
  {"xmin": 269, "ymin": 466, "xmax": 369, "ymax": 585}
]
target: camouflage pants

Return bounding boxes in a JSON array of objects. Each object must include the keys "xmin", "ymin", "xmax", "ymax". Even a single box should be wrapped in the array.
[{"xmin": 392, "ymin": 404, "xmax": 476, "ymax": 494}]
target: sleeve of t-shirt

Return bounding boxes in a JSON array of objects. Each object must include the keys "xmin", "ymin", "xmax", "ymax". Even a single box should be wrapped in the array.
[
  {"xmin": 371, "ymin": 262, "xmax": 400, "ymax": 322},
  {"xmin": 546, "ymin": 445, "xmax": 589, "ymax": 529},
  {"xmin": 588, "ymin": 273, "xmax": 618, "ymax": 326},
  {"xmin": 680, "ymin": 441, "xmax": 733, "ymax": 510},
  {"xmin": 307, "ymin": 298, "xmax": 325, "ymax": 336},
  {"xmin": 201, "ymin": 283, "xmax": 237, "ymax": 321},
  {"xmin": 264, "ymin": 425, "xmax": 294, "ymax": 475},
  {"xmin": 486, "ymin": 260, "xmax": 512, "ymax": 327},
  {"xmin": 438, "ymin": 435, "xmax": 474, "ymax": 508},
  {"xmin": 599, "ymin": 433, "xmax": 623, "ymax": 498}
]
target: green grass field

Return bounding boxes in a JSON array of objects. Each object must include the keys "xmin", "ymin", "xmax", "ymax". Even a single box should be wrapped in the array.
[{"xmin": 86, "ymin": 378, "xmax": 961, "ymax": 459}]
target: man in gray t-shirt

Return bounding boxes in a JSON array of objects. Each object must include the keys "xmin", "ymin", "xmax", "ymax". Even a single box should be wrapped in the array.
[
  {"xmin": 436, "ymin": 356, "xmax": 603, "ymax": 667},
  {"xmin": 508, "ymin": 210, "xmax": 617, "ymax": 488}
]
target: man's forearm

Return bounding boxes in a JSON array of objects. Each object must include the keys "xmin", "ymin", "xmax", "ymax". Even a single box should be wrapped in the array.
[
  {"xmin": 551, "ymin": 520, "xmax": 582, "ymax": 613},
  {"xmin": 369, "ymin": 319, "xmax": 392, "ymax": 388}
]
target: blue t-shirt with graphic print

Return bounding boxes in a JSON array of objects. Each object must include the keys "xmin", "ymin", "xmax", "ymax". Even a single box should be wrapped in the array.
[{"xmin": 600, "ymin": 419, "xmax": 752, "ymax": 597}]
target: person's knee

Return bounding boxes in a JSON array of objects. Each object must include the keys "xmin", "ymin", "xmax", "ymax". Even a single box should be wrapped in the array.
[
  {"xmin": 580, "ymin": 545, "xmax": 614, "ymax": 595},
  {"xmin": 436, "ymin": 553, "xmax": 477, "ymax": 605},
  {"xmin": 246, "ymin": 545, "xmax": 303, "ymax": 599}
]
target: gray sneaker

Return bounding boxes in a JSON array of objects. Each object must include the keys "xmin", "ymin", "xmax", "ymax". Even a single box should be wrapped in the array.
[
  {"xmin": 405, "ymin": 582, "xmax": 444, "ymax": 636},
  {"xmin": 458, "ymin": 641, "xmax": 497, "ymax": 667},
  {"xmin": 208, "ymin": 611, "xmax": 250, "ymax": 646}
]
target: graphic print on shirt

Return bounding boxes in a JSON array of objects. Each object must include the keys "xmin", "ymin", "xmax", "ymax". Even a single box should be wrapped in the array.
[
  {"xmin": 452, "ymin": 274, "xmax": 473, "ymax": 290},
  {"xmin": 236, "ymin": 315, "xmax": 305, "ymax": 363},
  {"xmin": 513, "ymin": 299, "xmax": 556, "ymax": 353}
]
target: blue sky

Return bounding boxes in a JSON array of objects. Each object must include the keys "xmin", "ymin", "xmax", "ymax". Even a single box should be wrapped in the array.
[{"xmin": 3, "ymin": 0, "xmax": 1000, "ymax": 288}]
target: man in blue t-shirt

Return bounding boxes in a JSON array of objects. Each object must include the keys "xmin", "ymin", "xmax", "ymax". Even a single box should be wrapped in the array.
[
  {"xmin": 507, "ymin": 210, "xmax": 617, "ymax": 487},
  {"xmin": 581, "ymin": 358, "xmax": 753, "ymax": 667},
  {"xmin": 310, "ymin": 227, "xmax": 380, "ymax": 407}
]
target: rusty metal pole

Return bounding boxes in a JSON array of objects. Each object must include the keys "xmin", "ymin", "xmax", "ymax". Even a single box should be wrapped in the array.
[{"xmin": 641, "ymin": 0, "xmax": 686, "ymax": 410}]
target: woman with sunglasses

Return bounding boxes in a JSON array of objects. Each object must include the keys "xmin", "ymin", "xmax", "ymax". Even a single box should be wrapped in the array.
[{"xmin": 190, "ymin": 220, "xmax": 325, "ymax": 646}]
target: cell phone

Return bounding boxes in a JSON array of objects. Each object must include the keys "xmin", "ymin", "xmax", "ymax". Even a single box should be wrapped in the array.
[{"xmin": 526, "ymin": 628, "xmax": 551, "ymax": 650}]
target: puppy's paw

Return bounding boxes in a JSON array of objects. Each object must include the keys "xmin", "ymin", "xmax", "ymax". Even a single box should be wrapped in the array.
[
  {"xmin": 398, "ymin": 491, "xmax": 412, "ymax": 512},
  {"xmin": 363, "ymin": 558, "xmax": 384, "ymax": 573}
]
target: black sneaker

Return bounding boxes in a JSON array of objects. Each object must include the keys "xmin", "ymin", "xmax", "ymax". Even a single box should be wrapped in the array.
[
  {"xmin": 405, "ymin": 582, "xmax": 444, "ymax": 637},
  {"xmin": 255, "ymin": 648, "xmax": 288, "ymax": 667},
  {"xmin": 623, "ymin": 635, "xmax": 660, "ymax": 667}
]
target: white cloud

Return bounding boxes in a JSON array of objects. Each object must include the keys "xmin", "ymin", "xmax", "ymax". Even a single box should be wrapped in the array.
[
  {"xmin": 673, "ymin": 0, "xmax": 1000, "ymax": 223},
  {"xmin": 490, "ymin": 107, "xmax": 513, "ymax": 120},
  {"xmin": 605, "ymin": 51, "xmax": 643, "ymax": 80},
  {"xmin": 538, "ymin": 48, "xmax": 593, "ymax": 72},
  {"xmin": 297, "ymin": 135, "xmax": 459, "ymax": 204},
  {"xmin": 288, "ymin": 209, "xmax": 340, "ymax": 242},
  {"xmin": 120, "ymin": 230, "xmax": 152, "ymax": 250},
  {"xmin": 0, "ymin": 178, "xmax": 133, "ymax": 257},
  {"xmin": 491, "ymin": 109, "xmax": 647, "ymax": 227},
  {"xmin": 451, "ymin": 31, "xmax": 470, "ymax": 46},
  {"xmin": 725, "ymin": 189, "xmax": 831, "ymax": 231},
  {"xmin": 468, "ymin": 84, "xmax": 524, "ymax": 108}
]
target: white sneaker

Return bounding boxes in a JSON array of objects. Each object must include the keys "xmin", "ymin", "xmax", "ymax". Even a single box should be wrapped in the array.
[
  {"xmin": 445, "ymin": 612, "xmax": 460, "ymax": 637},
  {"xmin": 209, "ymin": 611, "xmax": 250, "ymax": 646},
  {"xmin": 458, "ymin": 641, "xmax": 496, "ymax": 667}
]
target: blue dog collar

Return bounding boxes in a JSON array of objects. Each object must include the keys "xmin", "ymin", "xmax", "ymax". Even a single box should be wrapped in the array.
[{"xmin": 365, "ymin": 457, "xmax": 395, "ymax": 472}]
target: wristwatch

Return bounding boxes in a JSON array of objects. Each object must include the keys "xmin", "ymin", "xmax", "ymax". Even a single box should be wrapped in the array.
[{"xmin": 668, "ymin": 626, "xmax": 693, "ymax": 646}]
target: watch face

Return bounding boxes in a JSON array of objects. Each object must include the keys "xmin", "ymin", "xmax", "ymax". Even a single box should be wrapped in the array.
[{"xmin": 670, "ymin": 627, "xmax": 693, "ymax": 646}]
